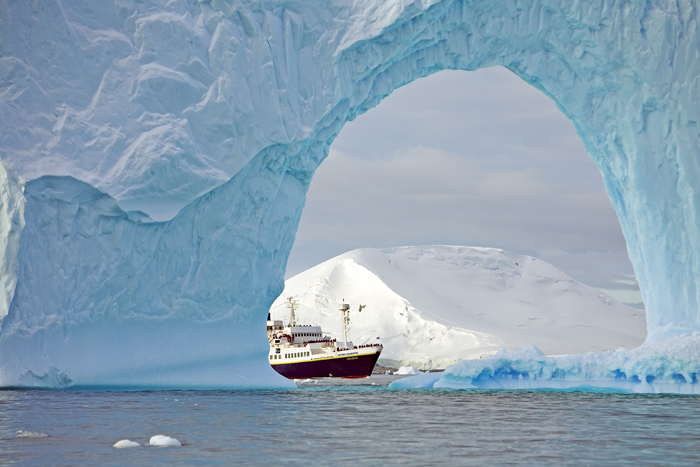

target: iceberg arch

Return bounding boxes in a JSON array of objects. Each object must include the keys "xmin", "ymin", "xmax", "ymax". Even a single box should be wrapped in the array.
[{"xmin": 0, "ymin": 0, "xmax": 699, "ymax": 388}]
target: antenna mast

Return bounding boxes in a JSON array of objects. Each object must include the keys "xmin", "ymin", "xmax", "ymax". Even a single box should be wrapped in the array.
[
  {"xmin": 339, "ymin": 301, "xmax": 350, "ymax": 345},
  {"xmin": 286, "ymin": 296, "xmax": 299, "ymax": 327}
]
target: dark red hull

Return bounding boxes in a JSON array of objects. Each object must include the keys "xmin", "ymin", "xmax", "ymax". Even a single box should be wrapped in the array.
[{"xmin": 271, "ymin": 351, "xmax": 381, "ymax": 379}]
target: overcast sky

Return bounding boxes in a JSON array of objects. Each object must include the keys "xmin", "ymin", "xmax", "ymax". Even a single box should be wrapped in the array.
[{"xmin": 286, "ymin": 67, "xmax": 643, "ymax": 308}]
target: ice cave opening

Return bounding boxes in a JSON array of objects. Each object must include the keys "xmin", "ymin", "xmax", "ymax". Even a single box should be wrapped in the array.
[
  {"xmin": 289, "ymin": 66, "xmax": 643, "ymax": 307},
  {"xmin": 278, "ymin": 66, "xmax": 648, "ymax": 369},
  {"xmin": 1, "ymin": 0, "xmax": 700, "ymax": 391}
]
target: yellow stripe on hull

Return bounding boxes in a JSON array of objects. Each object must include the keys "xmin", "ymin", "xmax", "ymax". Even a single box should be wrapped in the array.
[{"xmin": 270, "ymin": 349, "xmax": 380, "ymax": 366}]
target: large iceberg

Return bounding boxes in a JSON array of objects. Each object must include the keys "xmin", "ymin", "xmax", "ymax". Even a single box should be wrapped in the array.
[{"xmin": 1, "ymin": 0, "xmax": 700, "ymax": 389}]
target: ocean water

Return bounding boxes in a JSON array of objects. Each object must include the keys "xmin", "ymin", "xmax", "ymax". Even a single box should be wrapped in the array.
[{"xmin": 1, "ymin": 375, "xmax": 699, "ymax": 466}]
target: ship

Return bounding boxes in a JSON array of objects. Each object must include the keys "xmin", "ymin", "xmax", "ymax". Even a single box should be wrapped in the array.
[{"xmin": 268, "ymin": 297, "xmax": 383, "ymax": 379}]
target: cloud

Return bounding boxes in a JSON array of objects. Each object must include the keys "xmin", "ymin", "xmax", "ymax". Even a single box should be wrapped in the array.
[
  {"xmin": 287, "ymin": 67, "xmax": 641, "ymax": 307},
  {"xmin": 299, "ymin": 145, "xmax": 623, "ymax": 252}
]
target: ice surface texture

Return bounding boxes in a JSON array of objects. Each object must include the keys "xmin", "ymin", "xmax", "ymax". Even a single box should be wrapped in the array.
[{"xmin": 1, "ymin": 0, "xmax": 699, "ymax": 388}]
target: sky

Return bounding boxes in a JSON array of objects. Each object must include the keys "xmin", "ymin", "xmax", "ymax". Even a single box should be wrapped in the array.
[{"xmin": 285, "ymin": 66, "xmax": 643, "ymax": 308}]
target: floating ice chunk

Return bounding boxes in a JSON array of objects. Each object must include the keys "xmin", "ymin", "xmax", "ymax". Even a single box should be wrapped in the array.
[
  {"xmin": 16, "ymin": 430, "xmax": 48, "ymax": 438},
  {"xmin": 113, "ymin": 439, "xmax": 140, "ymax": 448},
  {"xmin": 395, "ymin": 366, "xmax": 424, "ymax": 375},
  {"xmin": 390, "ymin": 336, "xmax": 700, "ymax": 394},
  {"xmin": 391, "ymin": 372, "xmax": 443, "ymax": 389},
  {"xmin": 149, "ymin": 435, "xmax": 181, "ymax": 447}
]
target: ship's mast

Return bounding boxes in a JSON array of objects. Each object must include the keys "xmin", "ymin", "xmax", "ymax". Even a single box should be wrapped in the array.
[
  {"xmin": 340, "ymin": 301, "xmax": 350, "ymax": 345},
  {"xmin": 286, "ymin": 296, "xmax": 299, "ymax": 327}
]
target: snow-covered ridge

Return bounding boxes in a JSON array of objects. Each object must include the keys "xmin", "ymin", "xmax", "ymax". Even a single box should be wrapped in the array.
[{"xmin": 273, "ymin": 246, "xmax": 646, "ymax": 370}]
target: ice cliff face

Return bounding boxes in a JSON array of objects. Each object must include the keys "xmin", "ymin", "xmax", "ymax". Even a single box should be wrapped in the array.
[{"xmin": 1, "ymin": 0, "xmax": 699, "ymax": 388}]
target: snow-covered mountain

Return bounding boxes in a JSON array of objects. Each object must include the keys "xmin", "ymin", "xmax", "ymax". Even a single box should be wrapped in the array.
[{"xmin": 272, "ymin": 246, "xmax": 647, "ymax": 370}]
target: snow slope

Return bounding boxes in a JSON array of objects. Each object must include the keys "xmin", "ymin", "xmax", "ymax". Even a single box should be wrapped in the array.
[
  {"xmin": 1, "ymin": 0, "xmax": 699, "ymax": 388},
  {"xmin": 273, "ymin": 246, "xmax": 646, "ymax": 369}
]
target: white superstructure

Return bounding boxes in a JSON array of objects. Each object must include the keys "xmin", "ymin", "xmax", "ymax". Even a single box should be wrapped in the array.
[{"xmin": 268, "ymin": 298, "xmax": 382, "ymax": 378}]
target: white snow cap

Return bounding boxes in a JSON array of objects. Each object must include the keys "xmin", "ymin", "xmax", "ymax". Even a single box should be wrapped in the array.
[
  {"xmin": 113, "ymin": 439, "xmax": 140, "ymax": 448},
  {"xmin": 149, "ymin": 435, "xmax": 182, "ymax": 447},
  {"xmin": 274, "ymin": 246, "xmax": 646, "ymax": 370}
]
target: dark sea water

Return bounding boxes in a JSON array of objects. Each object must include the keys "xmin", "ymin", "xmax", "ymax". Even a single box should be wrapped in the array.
[{"xmin": 1, "ymin": 375, "xmax": 699, "ymax": 466}]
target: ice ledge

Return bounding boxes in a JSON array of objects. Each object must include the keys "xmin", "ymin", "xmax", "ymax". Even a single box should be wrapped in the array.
[
  {"xmin": 0, "ymin": 159, "xmax": 24, "ymax": 322},
  {"xmin": 390, "ymin": 336, "xmax": 700, "ymax": 395}
]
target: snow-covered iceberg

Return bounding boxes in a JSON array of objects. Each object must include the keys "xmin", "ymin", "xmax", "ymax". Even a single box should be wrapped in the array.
[
  {"xmin": 1, "ymin": 0, "xmax": 700, "ymax": 389},
  {"xmin": 273, "ymin": 246, "xmax": 646, "ymax": 370}
]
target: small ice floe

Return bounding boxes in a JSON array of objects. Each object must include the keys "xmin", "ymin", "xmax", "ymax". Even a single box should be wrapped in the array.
[
  {"xmin": 148, "ymin": 435, "xmax": 181, "ymax": 447},
  {"xmin": 395, "ymin": 366, "xmax": 424, "ymax": 375},
  {"xmin": 16, "ymin": 430, "xmax": 49, "ymax": 438},
  {"xmin": 113, "ymin": 439, "xmax": 140, "ymax": 448}
]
